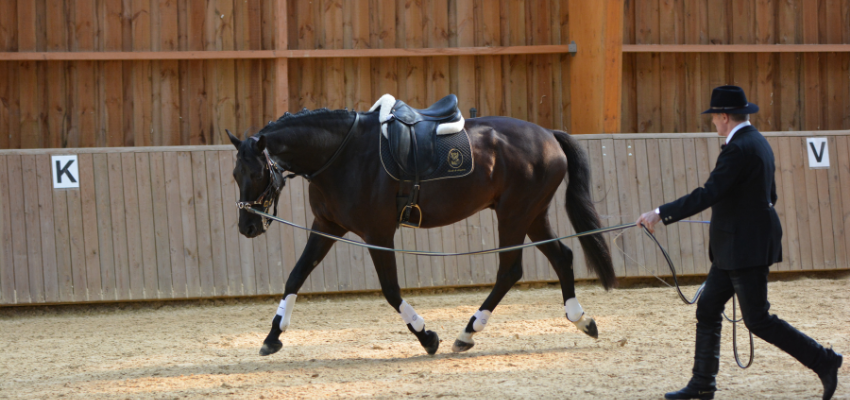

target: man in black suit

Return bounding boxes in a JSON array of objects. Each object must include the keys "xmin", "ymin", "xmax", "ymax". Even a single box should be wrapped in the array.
[{"xmin": 636, "ymin": 86, "xmax": 843, "ymax": 400}]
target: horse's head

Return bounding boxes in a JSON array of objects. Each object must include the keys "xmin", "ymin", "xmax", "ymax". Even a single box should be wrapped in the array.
[{"xmin": 228, "ymin": 130, "xmax": 281, "ymax": 238}]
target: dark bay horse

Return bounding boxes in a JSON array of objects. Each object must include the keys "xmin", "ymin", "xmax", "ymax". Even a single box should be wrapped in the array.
[{"xmin": 227, "ymin": 105, "xmax": 616, "ymax": 356}]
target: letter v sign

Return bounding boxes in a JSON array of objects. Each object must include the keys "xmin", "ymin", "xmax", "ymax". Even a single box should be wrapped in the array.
[
  {"xmin": 51, "ymin": 155, "xmax": 80, "ymax": 189},
  {"xmin": 806, "ymin": 138, "xmax": 830, "ymax": 169}
]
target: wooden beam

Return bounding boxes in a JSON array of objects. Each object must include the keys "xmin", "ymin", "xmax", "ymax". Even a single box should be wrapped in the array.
[
  {"xmin": 0, "ymin": 44, "xmax": 579, "ymax": 61},
  {"xmin": 274, "ymin": 0, "xmax": 288, "ymax": 115},
  {"xmin": 603, "ymin": 0, "xmax": 624, "ymax": 134},
  {"xmin": 569, "ymin": 0, "xmax": 623, "ymax": 134},
  {"xmin": 624, "ymin": 44, "xmax": 850, "ymax": 52}
]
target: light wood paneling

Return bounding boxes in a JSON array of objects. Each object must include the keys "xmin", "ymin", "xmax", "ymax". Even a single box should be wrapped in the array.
[{"xmin": 0, "ymin": 136, "xmax": 848, "ymax": 304}]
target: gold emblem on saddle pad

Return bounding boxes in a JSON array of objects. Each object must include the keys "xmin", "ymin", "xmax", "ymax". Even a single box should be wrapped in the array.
[{"xmin": 448, "ymin": 149, "xmax": 463, "ymax": 169}]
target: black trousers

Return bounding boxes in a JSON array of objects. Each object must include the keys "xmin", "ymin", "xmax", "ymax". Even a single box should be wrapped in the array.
[{"xmin": 696, "ymin": 265, "xmax": 830, "ymax": 373}]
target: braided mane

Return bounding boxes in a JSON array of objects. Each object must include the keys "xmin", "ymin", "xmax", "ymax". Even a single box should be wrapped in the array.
[{"xmin": 257, "ymin": 108, "xmax": 355, "ymax": 136}]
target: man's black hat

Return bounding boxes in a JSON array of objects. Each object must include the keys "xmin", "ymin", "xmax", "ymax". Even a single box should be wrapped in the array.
[{"xmin": 702, "ymin": 85, "xmax": 759, "ymax": 114}]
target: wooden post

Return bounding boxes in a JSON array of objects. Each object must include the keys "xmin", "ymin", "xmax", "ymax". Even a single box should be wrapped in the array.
[
  {"xmin": 275, "ymin": 0, "xmax": 289, "ymax": 115},
  {"xmin": 569, "ymin": 0, "xmax": 623, "ymax": 134},
  {"xmin": 455, "ymin": 0, "xmax": 475, "ymax": 113},
  {"xmin": 801, "ymin": 1, "xmax": 820, "ymax": 130}
]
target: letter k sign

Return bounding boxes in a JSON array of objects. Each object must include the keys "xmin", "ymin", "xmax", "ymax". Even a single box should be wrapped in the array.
[{"xmin": 51, "ymin": 155, "xmax": 80, "ymax": 189}]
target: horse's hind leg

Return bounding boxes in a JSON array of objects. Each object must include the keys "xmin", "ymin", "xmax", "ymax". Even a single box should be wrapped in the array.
[
  {"xmin": 259, "ymin": 220, "xmax": 347, "ymax": 356},
  {"xmin": 367, "ymin": 236, "xmax": 440, "ymax": 355},
  {"xmin": 526, "ymin": 212, "xmax": 598, "ymax": 338},
  {"xmin": 452, "ymin": 223, "xmax": 527, "ymax": 352}
]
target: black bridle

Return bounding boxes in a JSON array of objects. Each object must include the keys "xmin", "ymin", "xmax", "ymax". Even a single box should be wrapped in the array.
[
  {"xmin": 235, "ymin": 148, "xmax": 295, "ymax": 230},
  {"xmin": 234, "ymin": 113, "xmax": 360, "ymax": 231}
]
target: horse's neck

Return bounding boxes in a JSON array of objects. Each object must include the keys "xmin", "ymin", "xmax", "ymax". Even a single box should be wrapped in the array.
[{"xmin": 265, "ymin": 123, "xmax": 347, "ymax": 175}]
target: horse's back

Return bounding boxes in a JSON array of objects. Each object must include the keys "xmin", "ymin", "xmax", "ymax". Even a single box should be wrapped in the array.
[{"xmin": 465, "ymin": 116, "xmax": 568, "ymax": 178}]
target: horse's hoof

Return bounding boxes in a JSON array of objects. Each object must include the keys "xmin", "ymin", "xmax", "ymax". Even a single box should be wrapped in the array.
[
  {"xmin": 421, "ymin": 330, "xmax": 440, "ymax": 355},
  {"xmin": 259, "ymin": 340, "xmax": 283, "ymax": 356},
  {"xmin": 452, "ymin": 339, "xmax": 475, "ymax": 353},
  {"xmin": 571, "ymin": 314, "xmax": 599, "ymax": 339},
  {"xmin": 579, "ymin": 317, "xmax": 599, "ymax": 339},
  {"xmin": 583, "ymin": 318, "xmax": 598, "ymax": 339}
]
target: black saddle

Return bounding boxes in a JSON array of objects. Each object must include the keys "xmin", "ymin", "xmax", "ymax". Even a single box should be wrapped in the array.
[
  {"xmin": 378, "ymin": 94, "xmax": 464, "ymax": 228},
  {"xmin": 386, "ymin": 94, "xmax": 463, "ymax": 177}
]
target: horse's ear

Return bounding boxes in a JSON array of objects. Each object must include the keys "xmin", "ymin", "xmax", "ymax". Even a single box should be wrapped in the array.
[
  {"xmin": 226, "ymin": 129, "xmax": 241, "ymax": 149},
  {"xmin": 254, "ymin": 135, "xmax": 267, "ymax": 152},
  {"xmin": 224, "ymin": 129, "xmax": 242, "ymax": 150}
]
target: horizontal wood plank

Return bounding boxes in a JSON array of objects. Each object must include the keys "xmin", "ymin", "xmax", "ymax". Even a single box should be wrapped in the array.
[
  {"xmin": 623, "ymin": 44, "xmax": 850, "ymax": 53},
  {"xmin": 0, "ymin": 45, "xmax": 579, "ymax": 61}
]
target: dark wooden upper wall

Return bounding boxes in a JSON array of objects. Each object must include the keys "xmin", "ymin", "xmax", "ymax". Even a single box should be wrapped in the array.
[
  {"xmin": 0, "ymin": 0, "xmax": 580, "ymax": 149},
  {"xmin": 1, "ymin": 0, "xmax": 849, "ymax": 148},
  {"xmin": 624, "ymin": 0, "xmax": 850, "ymax": 45},
  {"xmin": 621, "ymin": 0, "xmax": 850, "ymax": 133},
  {"xmin": 284, "ymin": 1, "xmax": 574, "ymax": 132},
  {"xmin": 284, "ymin": 0, "xmax": 568, "ymax": 50},
  {"xmin": 0, "ymin": 0, "xmax": 280, "ymax": 52}
]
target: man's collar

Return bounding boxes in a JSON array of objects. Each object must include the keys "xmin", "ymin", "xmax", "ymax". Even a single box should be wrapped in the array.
[{"xmin": 726, "ymin": 121, "xmax": 752, "ymax": 144}]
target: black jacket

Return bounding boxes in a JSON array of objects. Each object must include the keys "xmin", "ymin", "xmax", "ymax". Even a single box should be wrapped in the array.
[{"xmin": 659, "ymin": 126, "xmax": 783, "ymax": 270}]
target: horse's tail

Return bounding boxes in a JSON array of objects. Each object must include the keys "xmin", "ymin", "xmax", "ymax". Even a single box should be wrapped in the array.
[{"xmin": 552, "ymin": 130, "xmax": 617, "ymax": 290}]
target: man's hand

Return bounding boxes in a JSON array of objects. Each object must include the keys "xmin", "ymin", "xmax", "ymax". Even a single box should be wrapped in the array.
[{"xmin": 636, "ymin": 210, "xmax": 661, "ymax": 234}]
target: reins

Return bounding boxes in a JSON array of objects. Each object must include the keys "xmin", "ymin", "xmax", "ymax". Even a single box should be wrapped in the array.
[
  {"xmin": 247, "ymin": 207, "xmax": 637, "ymax": 256},
  {"xmin": 303, "ymin": 113, "xmax": 360, "ymax": 182},
  {"xmin": 244, "ymin": 206, "xmax": 754, "ymax": 368}
]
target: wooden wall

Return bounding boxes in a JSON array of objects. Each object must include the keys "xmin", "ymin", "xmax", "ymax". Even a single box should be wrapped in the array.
[
  {"xmin": 285, "ymin": 0, "xmax": 572, "ymax": 130},
  {"xmin": 0, "ymin": 0, "xmax": 575, "ymax": 150},
  {"xmin": 0, "ymin": 0, "xmax": 279, "ymax": 149},
  {"xmin": 622, "ymin": 0, "xmax": 850, "ymax": 133},
  {"xmin": 3, "ymin": 0, "xmax": 850, "ymax": 146},
  {"xmin": 2, "ymin": 131, "xmax": 848, "ymax": 305}
]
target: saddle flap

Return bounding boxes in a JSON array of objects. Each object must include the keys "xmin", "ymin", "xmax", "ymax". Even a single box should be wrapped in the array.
[
  {"xmin": 386, "ymin": 121, "xmax": 439, "ymax": 176},
  {"xmin": 387, "ymin": 122, "xmax": 412, "ymax": 172}
]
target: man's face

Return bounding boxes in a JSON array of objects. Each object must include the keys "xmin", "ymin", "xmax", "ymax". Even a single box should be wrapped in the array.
[{"xmin": 711, "ymin": 113, "xmax": 732, "ymax": 137}]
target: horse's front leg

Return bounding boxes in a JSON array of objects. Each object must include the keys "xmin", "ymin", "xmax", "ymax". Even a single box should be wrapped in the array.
[
  {"xmin": 367, "ymin": 236, "xmax": 440, "ymax": 355},
  {"xmin": 259, "ymin": 220, "xmax": 347, "ymax": 356}
]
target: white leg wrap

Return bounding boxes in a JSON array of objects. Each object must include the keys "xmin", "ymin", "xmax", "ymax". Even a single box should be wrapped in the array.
[
  {"xmin": 457, "ymin": 330, "xmax": 474, "ymax": 344},
  {"xmin": 565, "ymin": 297, "xmax": 584, "ymax": 322},
  {"xmin": 398, "ymin": 300, "xmax": 425, "ymax": 332},
  {"xmin": 276, "ymin": 294, "xmax": 297, "ymax": 332},
  {"xmin": 454, "ymin": 309, "xmax": 491, "ymax": 349},
  {"xmin": 472, "ymin": 309, "xmax": 492, "ymax": 332}
]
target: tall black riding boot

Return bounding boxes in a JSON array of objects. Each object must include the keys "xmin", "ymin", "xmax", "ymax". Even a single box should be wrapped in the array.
[{"xmin": 665, "ymin": 326, "xmax": 721, "ymax": 400}]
